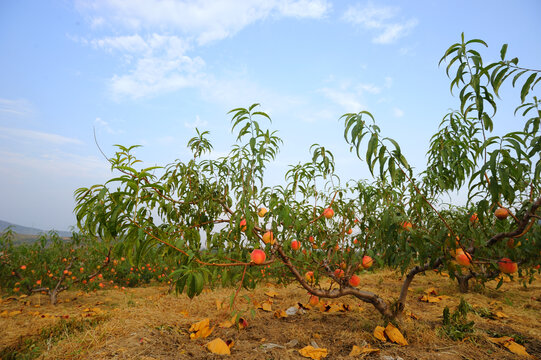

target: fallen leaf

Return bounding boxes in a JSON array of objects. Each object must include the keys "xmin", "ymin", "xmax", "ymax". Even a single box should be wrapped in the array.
[
  {"xmin": 238, "ymin": 317, "xmax": 248, "ymax": 330},
  {"xmin": 218, "ymin": 319, "xmax": 234, "ymax": 328},
  {"xmin": 274, "ymin": 310, "xmax": 288, "ymax": 319},
  {"xmin": 349, "ymin": 344, "xmax": 380, "ymax": 356},
  {"xmin": 189, "ymin": 318, "xmax": 214, "ymax": 339},
  {"xmin": 424, "ymin": 287, "xmax": 438, "ymax": 295},
  {"xmin": 384, "ymin": 323, "xmax": 408, "ymax": 346},
  {"xmin": 503, "ymin": 341, "xmax": 531, "ymax": 357},
  {"xmin": 206, "ymin": 338, "xmax": 230, "ymax": 355},
  {"xmin": 488, "ymin": 336, "xmax": 514, "ymax": 345},
  {"xmin": 494, "ymin": 311, "xmax": 508, "ymax": 319},
  {"xmin": 265, "ymin": 290, "xmax": 279, "ymax": 298},
  {"xmin": 373, "ymin": 326, "xmax": 387, "ymax": 341},
  {"xmin": 298, "ymin": 345, "xmax": 328, "ymax": 359},
  {"xmin": 256, "ymin": 300, "xmax": 273, "ymax": 312},
  {"xmin": 9, "ymin": 310, "xmax": 22, "ymax": 317}
]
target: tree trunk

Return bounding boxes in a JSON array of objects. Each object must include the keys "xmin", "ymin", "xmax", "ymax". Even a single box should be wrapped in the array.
[{"xmin": 457, "ymin": 275, "xmax": 470, "ymax": 293}]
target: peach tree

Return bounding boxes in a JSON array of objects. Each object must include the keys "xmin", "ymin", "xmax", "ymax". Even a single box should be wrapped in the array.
[{"xmin": 74, "ymin": 35, "xmax": 540, "ymax": 321}]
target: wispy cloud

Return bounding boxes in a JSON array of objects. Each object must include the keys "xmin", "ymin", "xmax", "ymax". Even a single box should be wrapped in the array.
[
  {"xmin": 75, "ymin": 1, "xmax": 332, "ymax": 99},
  {"xmin": 393, "ymin": 107, "xmax": 404, "ymax": 117},
  {"xmin": 342, "ymin": 3, "xmax": 417, "ymax": 44},
  {"xmin": 318, "ymin": 80, "xmax": 381, "ymax": 112},
  {"xmin": 94, "ymin": 117, "xmax": 123, "ymax": 134},
  {"xmin": 184, "ymin": 115, "xmax": 208, "ymax": 129},
  {"xmin": 77, "ymin": 0, "xmax": 331, "ymax": 45},
  {"xmin": 0, "ymin": 98, "xmax": 34, "ymax": 118},
  {"xmin": 0, "ymin": 127, "xmax": 83, "ymax": 145}
]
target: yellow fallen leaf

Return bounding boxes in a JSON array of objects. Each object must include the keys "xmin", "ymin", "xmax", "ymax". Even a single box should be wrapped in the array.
[
  {"xmin": 179, "ymin": 310, "xmax": 188, "ymax": 317},
  {"xmin": 424, "ymin": 287, "xmax": 438, "ymax": 295},
  {"xmin": 503, "ymin": 341, "xmax": 531, "ymax": 357},
  {"xmin": 265, "ymin": 290, "xmax": 279, "ymax": 298},
  {"xmin": 495, "ymin": 311, "xmax": 508, "ymax": 319},
  {"xmin": 238, "ymin": 317, "xmax": 248, "ymax": 330},
  {"xmin": 298, "ymin": 345, "xmax": 328, "ymax": 359},
  {"xmin": 218, "ymin": 319, "xmax": 234, "ymax": 328},
  {"xmin": 206, "ymin": 338, "xmax": 230, "ymax": 355},
  {"xmin": 488, "ymin": 336, "xmax": 513, "ymax": 345},
  {"xmin": 405, "ymin": 311, "xmax": 418, "ymax": 320},
  {"xmin": 385, "ymin": 323, "xmax": 408, "ymax": 346},
  {"xmin": 255, "ymin": 300, "xmax": 273, "ymax": 312},
  {"xmin": 0, "ymin": 310, "xmax": 9, "ymax": 318},
  {"xmin": 190, "ymin": 318, "xmax": 210, "ymax": 333},
  {"xmin": 373, "ymin": 326, "xmax": 387, "ymax": 341},
  {"xmin": 189, "ymin": 318, "xmax": 214, "ymax": 339},
  {"xmin": 274, "ymin": 310, "xmax": 288, "ymax": 318},
  {"xmin": 9, "ymin": 310, "xmax": 22, "ymax": 317},
  {"xmin": 349, "ymin": 345, "xmax": 380, "ymax": 356}
]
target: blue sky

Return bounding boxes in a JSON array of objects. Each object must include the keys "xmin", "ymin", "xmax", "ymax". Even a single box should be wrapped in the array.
[{"xmin": 0, "ymin": 0, "xmax": 539, "ymax": 231}]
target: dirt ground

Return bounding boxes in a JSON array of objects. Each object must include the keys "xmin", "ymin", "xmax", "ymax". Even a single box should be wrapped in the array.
[{"xmin": 1, "ymin": 269, "xmax": 540, "ymax": 359}]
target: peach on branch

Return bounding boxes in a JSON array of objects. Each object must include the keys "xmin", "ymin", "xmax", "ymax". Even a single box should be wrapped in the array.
[
  {"xmin": 250, "ymin": 249, "xmax": 266, "ymax": 264},
  {"xmin": 362, "ymin": 255, "xmax": 373, "ymax": 269},
  {"xmin": 291, "ymin": 240, "xmax": 300, "ymax": 250},
  {"xmin": 349, "ymin": 274, "xmax": 361, "ymax": 287},
  {"xmin": 494, "ymin": 208, "xmax": 509, "ymax": 220},
  {"xmin": 498, "ymin": 258, "xmax": 518, "ymax": 274},
  {"xmin": 305, "ymin": 271, "xmax": 315, "ymax": 282},
  {"xmin": 323, "ymin": 208, "xmax": 334, "ymax": 219},
  {"xmin": 262, "ymin": 231, "xmax": 275, "ymax": 244},
  {"xmin": 240, "ymin": 219, "xmax": 247, "ymax": 232},
  {"xmin": 258, "ymin": 207, "xmax": 268, "ymax": 217}
]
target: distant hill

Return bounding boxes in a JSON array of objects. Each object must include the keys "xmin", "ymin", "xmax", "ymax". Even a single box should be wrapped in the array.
[{"xmin": 0, "ymin": 219, "xmax": 73, "ymax": 238}]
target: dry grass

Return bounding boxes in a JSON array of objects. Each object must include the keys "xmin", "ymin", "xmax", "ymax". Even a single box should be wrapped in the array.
[{"xmin": 1, "ymin": 269, "xmax": 540, "ymax": 359}]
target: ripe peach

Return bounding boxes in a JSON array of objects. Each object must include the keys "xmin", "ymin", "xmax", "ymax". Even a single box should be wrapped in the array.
[
  {"xmin": 362, "ymin": 255, "xmax": 373, "ymax": 269},
  {"xmin": 347, "ymin": 228, "xmax": 353, "ymax": 235},
  {"xmin": 323, "ymin": 208, "xmax": 334, "ymax": 219},
  {"xmin": 291, "ymin": 240, "xmax": 300, "ymax": 251},
  {"xmin": 20, "ymin": 265, "xmax": 26, "ymax": 270},
  {"xmin": 494, "ymin": 208, "xmax": 509, "ymax": 220},
  {"xmin": 401, "ymin": 221, "xmax": 413, "ymax": 231},
  {"xmin": 305, "ymin": 271, "xmax": 315, "ymax": 282},
  {"xmin": 456, "ymin": 252, "xmax": 472, "ymax": 267},
  {"xmin": 498, "ymin": 258, "xmax": 518, "ymax": 273},
  {"xmin": 334, "ymin": 269, "xmax": 345, "ymax": 278},
  {"xmin": 258, "ymin": 207, "xmax": 268, "ymax": 217},
  {"xmin": 240, "ymin": 219, "xmax": 247, "ymax": 232},
  {"xmin": 470, "ymin": 213, "xmax": 478, "ymax": 223},
  {"xmin": 308, "ymin": 236, "xmax": 315, "ymax": 243},
  {"xmin": 262, "ymin": 231, "xmax": 275, "ymax": 244},
  {"xmin": 250, "ymin": 249, "xmax": 266, "ymax": 265},
  {"xmin": 349, "ymin": 274, "xmax": 361, "ymax": 287}
]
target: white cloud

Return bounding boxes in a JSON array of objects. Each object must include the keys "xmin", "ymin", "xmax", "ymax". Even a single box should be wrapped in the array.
[
  {"xmin": 318, "ymin": 80, "xmax": 382, "ymax": 112},
  {"xmin": 0, "ymin": 98, "xmax": 33, "ymax": 118},
  {"xmin": 184, "ymin": 115, "xmax": 208, "ymax": 129},
  {"xmin": 393, "ymin": 107, "xmax": 404, "ymax": 117},
  {"xmin": 342, "ymin": 3, "xmax": 417, "ymax": 44},
  {"xmin": 0, "ymin": 127, "xmax": 83, "ymax": 145},
  {"xmin": 77, "ymin": 0, "xmax": 331, "ymax": 45},
  {"xmin": 94, "ymin": 117, "xmax": 123, "ymax": 134}
]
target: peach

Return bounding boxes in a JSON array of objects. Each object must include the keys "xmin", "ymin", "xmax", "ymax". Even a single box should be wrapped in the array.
[
  {"xmin": 291, "ymin": 240, "xmax": 300, "ymax": 251},
  {"xmin": 334, "ymin": 269, "xmax": 345, "ymax": 278},
  {"xmin": 456, "ymin": 252, "xmax": 472, "ymax": 267},
  {"xmin": 323, "ymin": 208, "xmax": 334, "ymax": 219},
  {"xmin": 349, "ymin": 274, "xmax": 361, "ymax": 287},
  {"xmin": 305, "ymin": 271, "xmax": 315, "ymax": 282},
  {"xmin": 309, "ymin": 295, "xmax": 319, "ymax": 306},
  {"xmin": 240, "ymin": 219, "xmax": 247, "ymax": 232},
  {"xmin": 262, "ymin": 231, "xmax": 275, "ymax": 244},
  {"xmin": 498, "ymin": 258, "xmax": 518, "ymax": 273},
  {"xmin": 258, "ymin": 207, "xmax": 268, "ymax": 217},
  {"xmin": 250, "ymin": 249, "xmax": 266, "ymax": 264},
  {"xmin": 362, "ymin": 255, "xmax": 373, "ymax": 269},
  {"xmin": 494, "ymin": 208, "xmax": 509, "ymax": 220}
]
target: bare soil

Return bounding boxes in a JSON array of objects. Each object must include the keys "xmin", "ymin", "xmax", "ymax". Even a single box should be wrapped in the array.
[{"xmin": 1, "ymin": 269, "xmax": 540, "ymax": 359}]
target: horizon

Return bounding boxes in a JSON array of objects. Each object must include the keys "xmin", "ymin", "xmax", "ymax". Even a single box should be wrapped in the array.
[{"xmin": 1, "ymin": 1, "xmax": 540, "ymax": 231}]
